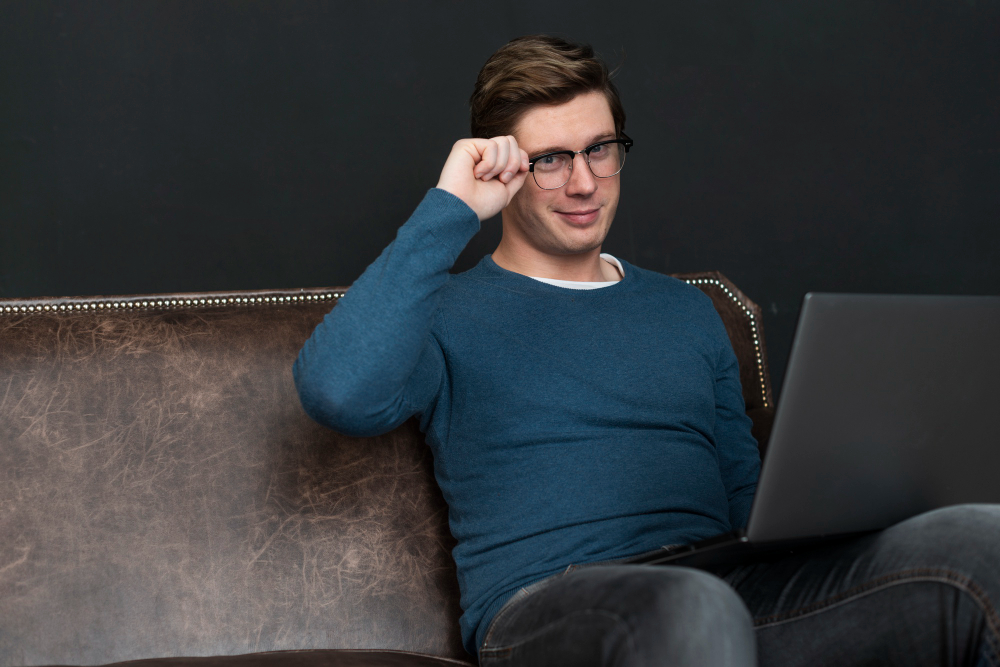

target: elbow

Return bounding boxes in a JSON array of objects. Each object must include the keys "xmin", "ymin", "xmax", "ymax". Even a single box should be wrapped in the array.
[{"xmin": 293, "ymin": 356, "xmax": 403, "ymax": 437}]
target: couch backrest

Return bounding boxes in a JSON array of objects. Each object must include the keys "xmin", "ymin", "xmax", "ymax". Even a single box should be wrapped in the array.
[
  {"xmin": 0, "ymin": 289, "xmax": 465, "ymax": 666},
  {"xmin": 0, "ymin": 274, "xmax": 772, "ymax": 667}
]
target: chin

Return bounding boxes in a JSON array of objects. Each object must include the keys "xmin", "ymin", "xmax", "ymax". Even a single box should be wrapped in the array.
[
  {"xmin": 545, "ymin": 233, "xmax": 608, "ymax": 256},
  {"xmin": 548, "ymin": 224, "xmax": 611, "ymax": 254}
]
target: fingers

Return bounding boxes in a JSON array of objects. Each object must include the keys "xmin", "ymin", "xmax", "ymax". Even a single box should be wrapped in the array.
[
  {"xmin": 492, "ymin": 139, "xmax": 511, "ymax": 181},
  {"xmin": 500, "ymin": 140, "xmax": 526, "ymax": 183},
  {"xmin": 473, "ymin": 136, "xmax": 526, "ymax": 184},
  {"xmin": 437, "ymin": 136, "xmax": 531, "ymax": 221},
  {"xmin": 473, "ymin": 141, "xmax": 497, "ymax": 180},
  {"xmin": 507, "ymin": 167, "xmax": 529, "ymax": 193}
]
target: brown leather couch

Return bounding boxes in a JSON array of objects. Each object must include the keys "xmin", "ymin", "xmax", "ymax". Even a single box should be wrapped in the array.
[{"xmin": 0, "ymin": 272, "xmax": 773, "ymax": 667}]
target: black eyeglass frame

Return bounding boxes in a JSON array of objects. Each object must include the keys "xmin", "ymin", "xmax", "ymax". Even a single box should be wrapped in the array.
[{"xmin": 527, "ymin": 133, "xmax": 633, "ymax": 190}]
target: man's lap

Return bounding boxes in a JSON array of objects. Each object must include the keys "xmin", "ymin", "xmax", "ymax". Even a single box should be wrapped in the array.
[
  {"xmin": 479, "ymin": 564, "xmax": 755, "ymax": 666},
  {"xmin": 718, "ymin": 504, "xmax": 1000, "ymax": 666},
  {"xmin": 480, "ymin": 505, "xmax": 1000, "ymax": 667}
]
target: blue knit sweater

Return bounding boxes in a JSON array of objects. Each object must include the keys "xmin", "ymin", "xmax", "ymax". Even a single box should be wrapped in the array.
[{"xmin": 293, "ymin": 188, "xmax": 761, "ymax": 655}]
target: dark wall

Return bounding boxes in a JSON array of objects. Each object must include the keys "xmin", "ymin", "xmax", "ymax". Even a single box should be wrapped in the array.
[{"xmin": 2, "ymin": 0, "xmax": 998, "ymax": 394}]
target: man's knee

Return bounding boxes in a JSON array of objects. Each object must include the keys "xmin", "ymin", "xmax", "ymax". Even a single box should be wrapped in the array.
[
  {"xmin": 911, "ymin": 503, "xmax": 1000, "ymax": 532},
  {"xmin": 886, "ymin": 504, "xmax": 1000, "ymax": 550},
  {"xmin": 640, "ymin": 566, "xmax": 751, "ymax": 628},
  {"xmin": 603, "ymin": 566, "xmax": 756, "ymax": 665},
  {"xmin": 874, "ymin": 504, "xmax": 1000, "ymax": 579}
]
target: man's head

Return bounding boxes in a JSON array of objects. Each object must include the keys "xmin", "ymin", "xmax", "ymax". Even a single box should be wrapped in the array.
[
  {"xmin": 470, "ymin": 35, "xmax": 628, "ymax": 275},
  {"xmin": 470, "ymin": 35, "xmax": 625, "ymax": 141}
]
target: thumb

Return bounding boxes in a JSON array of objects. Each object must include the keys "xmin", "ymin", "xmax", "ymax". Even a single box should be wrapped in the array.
[{"xmin": 503, "ymin": 169, "xmax": 530, "ymax": 205}]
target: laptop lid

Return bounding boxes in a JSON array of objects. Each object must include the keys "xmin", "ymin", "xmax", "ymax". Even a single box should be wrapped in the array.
[{"xmin": 745, "ymin": 292, "xmax": 1000, "ymax": 543}]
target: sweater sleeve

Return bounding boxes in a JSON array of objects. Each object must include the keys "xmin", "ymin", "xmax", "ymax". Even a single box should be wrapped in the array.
[
  {"xmin": 711, "ymin": 319, "xmax": 762, "ymax": 530},
  {"xmin": 293, "ymin": 188, "xmax": 480, "ymax": 436}
]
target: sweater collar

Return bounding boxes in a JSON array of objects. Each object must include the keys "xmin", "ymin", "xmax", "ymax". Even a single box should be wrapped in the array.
[{"xmin": 471, "ymin": 254, "xmax": 634, "ymax": 293}]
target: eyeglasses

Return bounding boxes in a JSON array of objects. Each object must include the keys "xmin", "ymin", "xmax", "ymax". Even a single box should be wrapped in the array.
[{"xmin": 527, "ymin": 133, "xmax": 633, "ymax": 190}]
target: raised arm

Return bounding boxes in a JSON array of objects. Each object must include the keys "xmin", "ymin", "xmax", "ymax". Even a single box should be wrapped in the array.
[{"xmin": 293, "ymin": 136, "xmax": 529, "ymax": 436}]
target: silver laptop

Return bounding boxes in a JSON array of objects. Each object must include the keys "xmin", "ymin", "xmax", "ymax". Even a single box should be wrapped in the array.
[{"xmin": 630, "ymin": 292, "xmax": 1000, "ymax": 568}]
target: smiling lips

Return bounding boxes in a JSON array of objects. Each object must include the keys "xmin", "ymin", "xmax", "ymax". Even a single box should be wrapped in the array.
[{"xmin": 555, "ymin": 207, "xmax": 600, "ymax": 225}]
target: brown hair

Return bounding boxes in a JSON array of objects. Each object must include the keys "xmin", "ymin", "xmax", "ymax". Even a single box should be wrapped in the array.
[{"xmin": 470, "ymin": 35, "xmax": 625, "ymax": 140}]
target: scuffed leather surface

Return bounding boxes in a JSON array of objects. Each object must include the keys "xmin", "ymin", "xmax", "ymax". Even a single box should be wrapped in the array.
[
  {"xmin": 0, "ymin": 275, "xmax": 771, "ymax": 667},
  {"xmin": 42, "ymin": 648, "xmax": 474, "ymax": 667},
  {"xmin": 0, "ymin": 293, "xmax": 466, "ymax": 666}
]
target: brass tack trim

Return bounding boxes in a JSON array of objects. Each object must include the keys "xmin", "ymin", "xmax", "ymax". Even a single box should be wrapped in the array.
[
  {"xmin": 0, "ymin": 291, "xmax": 346, "ymax": 317},
  {"xmin": 683, "ymin": 277, "xmax": 769, "ymax": 408},
  {"xmin": 6, "ymin": 282, "xmax": 763, "ymax": 401}
]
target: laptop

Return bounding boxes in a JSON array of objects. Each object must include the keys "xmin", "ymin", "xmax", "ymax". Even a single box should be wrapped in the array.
[{"xmin": 628, "ymin": 292, "xmax": 1000, "ymax": 569}]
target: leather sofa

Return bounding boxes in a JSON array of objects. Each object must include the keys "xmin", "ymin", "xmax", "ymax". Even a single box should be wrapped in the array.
[{"xmin": 0, "ymin": 271, "xmax": 773, "ymax": 667}]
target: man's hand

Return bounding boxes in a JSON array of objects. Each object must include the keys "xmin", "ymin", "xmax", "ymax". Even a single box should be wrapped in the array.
[{"xmin": 436, "ymin": 136, "xmax": 530, "ymax": 221}]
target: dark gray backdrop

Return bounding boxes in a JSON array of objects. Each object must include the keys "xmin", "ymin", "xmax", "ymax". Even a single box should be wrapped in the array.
[{"xmin": 2, "ymin": 0, "xmax": 998, "ymax": 394}]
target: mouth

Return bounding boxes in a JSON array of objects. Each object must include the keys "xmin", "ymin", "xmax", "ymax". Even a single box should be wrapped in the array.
[{"xmin": 554, "ymin": 207, "xmax": 600, "ymax": 225}]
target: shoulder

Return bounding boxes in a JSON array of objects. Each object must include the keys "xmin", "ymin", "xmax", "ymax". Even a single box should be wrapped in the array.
[
  {"xmin": 429, "ymin": 259, "xmax": 507, "ymax": 330},
  {"xmin": 621, "ymin": 261, "xmax": 716, "ymax": 308},
  {"xmin": 438, "ymin": 255, "xmax": 542, "ymax": 304},
  {"xmin": 440, "ymin": 257, "xmax": 495, "ymax": 297},
  {"xmin": 620, "ymin": 261, "xmax": 729, "ymax": 338}
]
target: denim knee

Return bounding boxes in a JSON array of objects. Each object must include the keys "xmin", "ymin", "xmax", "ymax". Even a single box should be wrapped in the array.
[
  {"xmin": 879, "ymin": 504, "xmax": 1000, "ymax": 573},
  {"xmin": 600, "ymin": 566, "xmax": 756, "ymax": 666},
  {"xmin": 480, "ymin": 564, "xmax": 757, "ymax": 667}
]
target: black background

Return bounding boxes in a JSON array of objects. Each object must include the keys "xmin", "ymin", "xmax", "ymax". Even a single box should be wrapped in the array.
[{"xmin": 2, "ymin": 0, "xmax": 998, "ymax": 394}]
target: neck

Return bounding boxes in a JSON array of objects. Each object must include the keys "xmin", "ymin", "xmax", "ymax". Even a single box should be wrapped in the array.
[{"xmin": 491, "ymin": 238, "xmax": 620, "ymax": 282}]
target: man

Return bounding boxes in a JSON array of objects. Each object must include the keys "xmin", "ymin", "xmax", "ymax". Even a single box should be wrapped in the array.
[{"xmin": 294, "ymin": 35, "xmax": 1000, "ymax": 666}]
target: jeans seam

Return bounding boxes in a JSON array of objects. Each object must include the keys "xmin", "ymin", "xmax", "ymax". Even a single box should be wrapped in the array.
[
  {"xmin": 479, "ymin": 608, "xmax": 634, "ymax": 662},
  {"xmin": 481, "ymin": 568, "xmax": 573, "ymax": 652},
  {"xmin": 753, "ymin": 567, "xmax": 1000, "ymax": 660},
  {"xmin": 480, "ymin": 590, "xmax": 527, "ymax": 654}
]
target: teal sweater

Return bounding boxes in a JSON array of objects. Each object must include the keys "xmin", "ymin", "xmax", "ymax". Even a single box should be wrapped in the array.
[{"xmin": 293, "ymin": 188, "xmax": 761, "ymax": 655}]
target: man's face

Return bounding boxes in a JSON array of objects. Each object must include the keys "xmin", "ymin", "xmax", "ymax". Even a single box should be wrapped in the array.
[{"xmin": 503, "ymin": 91, "xmax": 621, "ymax": 259}]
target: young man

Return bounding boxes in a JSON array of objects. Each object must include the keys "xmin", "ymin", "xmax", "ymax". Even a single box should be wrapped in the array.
[{"xmin": 295, "ymin": 36, "xmax": 1000, "ymax": 666}]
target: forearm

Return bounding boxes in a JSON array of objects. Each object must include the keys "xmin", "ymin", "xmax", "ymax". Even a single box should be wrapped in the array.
[{"xmin": 293, "ymin": 188, "xmax": 479, "ymax": 435}]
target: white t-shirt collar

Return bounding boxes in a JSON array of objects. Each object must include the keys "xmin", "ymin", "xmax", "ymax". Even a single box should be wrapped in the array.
[{"xmin": 527, "ymin": 254, "xmax": 624, "ymax": 290}]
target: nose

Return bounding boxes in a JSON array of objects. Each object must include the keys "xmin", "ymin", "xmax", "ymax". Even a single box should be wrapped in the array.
[{"xmin": 564, "ymin": 152, "xmax": 598, "ymax": 196}]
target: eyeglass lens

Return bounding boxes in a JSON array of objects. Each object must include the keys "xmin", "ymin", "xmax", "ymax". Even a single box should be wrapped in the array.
[{"xmin": 533, "ymin": 142, "xmax": 627, "ymax": 190}]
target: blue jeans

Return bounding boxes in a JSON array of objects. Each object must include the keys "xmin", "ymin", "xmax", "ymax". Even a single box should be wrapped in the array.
[{"xmin": 478, "ymin": 505, "xmax": 1000, "ymax": 666}]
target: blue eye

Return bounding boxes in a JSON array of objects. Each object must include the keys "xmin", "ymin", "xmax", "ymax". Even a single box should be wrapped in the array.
[
  {"xmin": 534, "ymin": 154, "xmax": 567, "ymax": 173},
  {"xmin": 589, "ymin": 144, "xmax": 613, "ymax": 161}
]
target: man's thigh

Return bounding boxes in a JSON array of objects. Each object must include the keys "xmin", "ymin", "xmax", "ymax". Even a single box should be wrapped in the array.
[
  {"xmin": 716, "ymin": 504, "xmax": 1000, "ymax": 667},
  {"xmin": 479, "ymin": 564, "xmax": 756, "ymax": 667}
]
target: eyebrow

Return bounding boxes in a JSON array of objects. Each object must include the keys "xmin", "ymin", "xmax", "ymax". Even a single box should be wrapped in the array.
[{"xmin": 528, "ymin": 132, "xmax": 618, "ymax": 158}]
